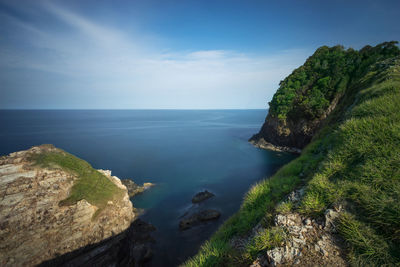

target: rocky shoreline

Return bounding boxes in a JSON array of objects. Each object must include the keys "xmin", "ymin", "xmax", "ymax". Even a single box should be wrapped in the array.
[
  {"xmin": 120, "ymin": 178, "xmax": 155, "ymax": 198},
  {"xmin": 0, "ymin": 145, "xmax": 156, "ymax": 267},
  {"xmin": 249, "ymin": 137, "xmax": 301, "ymax": 154}
]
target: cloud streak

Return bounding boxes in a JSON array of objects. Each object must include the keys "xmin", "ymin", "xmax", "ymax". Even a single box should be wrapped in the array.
[{"xmin": 0, "ymin": 1, "xmax": 309, "ymax": 109}]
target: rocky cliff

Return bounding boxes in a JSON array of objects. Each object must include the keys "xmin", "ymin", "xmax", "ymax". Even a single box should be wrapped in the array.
[
  {"xmin": 187, "ymin": 42, "xmax": 400, "ymax": 266},
  {"xmin": 250, "ymin": 42, "xmax": 400, "ymax": 152},
  {"xmin": 0, "ymin": 145, "xmax": 141, "ymax": 266}
]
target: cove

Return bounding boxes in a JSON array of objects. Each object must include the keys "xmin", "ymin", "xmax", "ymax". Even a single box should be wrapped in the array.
[{"xmin": 0, "ymin": 109, "xmax": 296, "ymax": 266}]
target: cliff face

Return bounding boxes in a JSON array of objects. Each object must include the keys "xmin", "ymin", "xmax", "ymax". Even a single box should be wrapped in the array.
[
  {"xmin": 250, "ymin": 42, "xmax": 400, "ymax": 152},
  {"xmin": 187, "ymin": 43, "xmax": 400, "ymax": 266},
  {"xmin": 250, "ymin": 98, "xmax": 340, "ymax": 153},
  {"xmin": 251, "ymin": 92, "xmax": 340, "ymax": 152},
  {"xmin": 0, "ymin": 145, "xmax": 135, "ymax": 266},
  {"xmin": 249, "ymin": 106, "xmax": 332, "ymax": 153}
]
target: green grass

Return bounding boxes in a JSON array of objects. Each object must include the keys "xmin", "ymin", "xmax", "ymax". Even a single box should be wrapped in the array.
[
  {"xmin": 296, "ymin": 60, "xmax": 400, "ymax": 265},
  {"xmin": 185, "ymin": 57, "xmax": 400, "ymax": 266},
  {"xmin": 184, "ymin": 144, "xmax": 324, "ymax": 266},
  {"xmin": 244, "ymin": 227, "xmax": 286, "ymax": 261},
  {"xmin": 275, "ymin": 201, "xmax": 293, "ymax": 214},
  {"xmin": 337, "ymin": 212, "xmax": 392, "ymax": 266},
  {"xmin": 29, "ymin": 148, "xmax": 124, "ymax": 215}
]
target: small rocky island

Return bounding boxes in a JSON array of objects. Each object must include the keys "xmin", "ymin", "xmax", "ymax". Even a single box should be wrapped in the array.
[
  {"xmin": 179, "ymin": 209, "xmax": 221, "ymax": 230},
  {"xmin": 192, "ymin": 190, "xmax": 215, "ymax": 203},
  {"xmin": 0, "ymin": 145, "xmax": 155, "ymax": 266},
  {"xmin": 179, "ymin": 190, "xmax": 220, "ymax": 230}
]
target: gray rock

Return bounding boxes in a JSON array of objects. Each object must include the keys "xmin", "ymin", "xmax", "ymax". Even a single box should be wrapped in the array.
[
  {"xmin": 0, "ymin": 145, "xmax": 137, "ymax": 266},
  {"xmin": 121, "ymin": 179, "xmax": 154, "ymax": 198},
  {"xmin": 324, "ymin": 209, "xmax": 340, "ymax": 232},
  {"xmin": 192, "ymin": 190, "xmax": 215, "ymax": 203},
  {"xmin": 179, "ymin": 209, "xmax": 221, "ymax": 230},
  {"xmin": 304, "ymin": 218, "xmax": 312, "ymax": 226},
  {"xmin": 266, "ymin": 247, "xmax": 285, "ymax": 266}
]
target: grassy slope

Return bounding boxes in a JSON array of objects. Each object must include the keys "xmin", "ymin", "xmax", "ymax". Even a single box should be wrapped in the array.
[
  {"xmin": 185, "ymin": 58, "xmax": 400, "ymax": 266},
  {"xmin": 30, "ymin": 148, "xmax": 124, "ymax": 215}
]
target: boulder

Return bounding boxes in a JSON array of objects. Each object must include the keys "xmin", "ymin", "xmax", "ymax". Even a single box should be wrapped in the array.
[
  {"xmin": 192, "ymin": 190, "xmax": 215, "ymax": 203},
  {"xmin": 179, "ymin": 209, "xmax": 221, "ymax": 230}
]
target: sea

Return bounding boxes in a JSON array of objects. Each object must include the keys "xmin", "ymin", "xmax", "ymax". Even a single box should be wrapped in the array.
[{"xmin": 0, "ymin": 109, "xmax": 296, "ymax": 266}]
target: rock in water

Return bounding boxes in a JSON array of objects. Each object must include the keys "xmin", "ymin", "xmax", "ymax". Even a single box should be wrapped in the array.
[
  {"xmin": 192, "ymin": 190, "xmax": 215, "ymax": 203},
  {"xmin": 0, "ymin": 145, "xmax": 152, "ymax": 266},
  {"xmin": 179, "ymin": 209, "xmax": 221, "ymax": 230},
  {"xmin": 120, "ymin": 179, "xmax": 155, "ymax": 197}
]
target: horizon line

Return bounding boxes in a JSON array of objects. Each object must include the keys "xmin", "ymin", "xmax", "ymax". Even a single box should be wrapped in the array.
[{"xmin": 0, "ymin": 108, "xmax": 268, "ymax": 111}]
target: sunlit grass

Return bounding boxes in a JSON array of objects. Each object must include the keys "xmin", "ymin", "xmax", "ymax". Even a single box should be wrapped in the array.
[
  {"xmin": 30, "ymin": 149, "xmax": 124, "ymax": 216},
  {"xmin": 244, "ymin": 227, "xmax": 286, "ymax": 261},
  {"xmin": 185, "ymin": 58, "xmax": 400, "ymax": 266}
]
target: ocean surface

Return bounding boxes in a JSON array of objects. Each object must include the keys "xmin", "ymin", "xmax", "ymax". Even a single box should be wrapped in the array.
[{"xmin": 0, "ymin": 110, "xmax": 296, "ymax": 266}]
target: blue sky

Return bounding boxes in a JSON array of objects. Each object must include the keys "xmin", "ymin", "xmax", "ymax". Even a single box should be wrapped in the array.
[{"xmin": 1, "ymin": 0, "xmax": 399, "ymax": 109}]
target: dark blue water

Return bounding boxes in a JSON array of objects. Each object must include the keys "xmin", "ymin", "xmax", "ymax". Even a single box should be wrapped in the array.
[{"xmin": 0, "ymin": 110, "xmax": 295, "ymax": 266}]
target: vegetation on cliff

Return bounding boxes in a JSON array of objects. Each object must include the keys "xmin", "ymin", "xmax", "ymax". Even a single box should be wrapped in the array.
[
  {"xmin": 0, "ymin": 145, "xmax": 135, "ymax": 266},
  {"xmin": 269, "ymin": 41, "xmax": 399, "ymax": 121},
  {"xmin": 251, "ymin": 41, "xmax": 400, "ymax": 150},
  {"xmin": 185, "ymin": 43, "xmax": 400, "ymax": 266},
  {"xmin": 29, "ymin": 146, "xmax": 124, "ymax": 211}
]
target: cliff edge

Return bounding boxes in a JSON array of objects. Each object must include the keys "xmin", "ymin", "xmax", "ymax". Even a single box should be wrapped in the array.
[
  {"xmin": 187, "ymin": 42, "xmax": 400, "ymax": 266},
  {"xmin": 250, "ymin": 41, "xmax": 400, "ymax": 152},
  {"xmin": 0, "ymin": 145, "xmax": 136, "ymax": 266}
]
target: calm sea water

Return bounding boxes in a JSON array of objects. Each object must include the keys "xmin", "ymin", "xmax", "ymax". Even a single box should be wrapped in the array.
[{"xmin": 0, "ymin": 110, "xmax": 295, "ymax": 266}]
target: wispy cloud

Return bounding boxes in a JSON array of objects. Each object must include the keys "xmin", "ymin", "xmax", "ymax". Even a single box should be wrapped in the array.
[{"xmin": 0, "ymin": 1, "xmax": 309, "ymax": 109}]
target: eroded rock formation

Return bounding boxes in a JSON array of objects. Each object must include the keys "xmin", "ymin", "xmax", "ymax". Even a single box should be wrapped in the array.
[
  {"xmin": 249, "ymin": 94, "xmax": 340, "ymax": 153},
  {"xmin": 0, "ymin": 145, "xmax": 142, "ymax": 266},
  {"xmin": 120, "ymin": 178, "xmax": 155, "ymax": 198}
]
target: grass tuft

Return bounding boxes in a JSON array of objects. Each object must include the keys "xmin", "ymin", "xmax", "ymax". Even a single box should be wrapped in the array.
[{"xmin": 244, "ymin": 227, "xmax": 286, "ymax": 261}]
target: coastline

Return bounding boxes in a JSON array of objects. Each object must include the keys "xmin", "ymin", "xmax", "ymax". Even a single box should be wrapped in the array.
[{"xmin": 249, "ymin": 137, "xmax": 302, "ymax": 154}]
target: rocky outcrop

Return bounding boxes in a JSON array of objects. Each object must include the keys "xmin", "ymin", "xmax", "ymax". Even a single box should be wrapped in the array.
[
  {"xmin": 39, "ymin": 218, "xmax": 156, "ymax": 267},
  {"xmin": 0, "ymin": 145, "xmax": 145, "ymax": 266},
  {"xmin": 179, "ymin": 209, "xmax": 221, "ymax": 230},
  {"xmin": 120, "ymin": 178, "xmax": 155, "ymax": 198},
  {"xmin": 178, "ymin": 191, "xmax": 220, "ymax": 230},
  {"xmin": 250, "ymin": 87, "xmax": 341, "ymax": 153},
  {"xmin": 192, "ymin": 190, "xmax": 215, "ymax": 203},
  {"xmin": 249, "ymin": 189, "xmax": 347, "ymax": 267}
]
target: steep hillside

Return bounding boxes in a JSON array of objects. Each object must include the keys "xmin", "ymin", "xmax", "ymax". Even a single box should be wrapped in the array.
[
  {"xmin": 0, "ymin": 145, "xmax": 136, "ymax": 266},
  {"xmin": 250, "ymin": 41, "xmax": 399, "ymax": 151},
  {"xmin": 186, "ymin": 42, "xmax": 400, "ymax": 266}
]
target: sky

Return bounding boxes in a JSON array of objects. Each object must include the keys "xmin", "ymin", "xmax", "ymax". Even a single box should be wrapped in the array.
[{"xmin": 0, "ymin": 0, "xmax": 399, "ymax": 109}]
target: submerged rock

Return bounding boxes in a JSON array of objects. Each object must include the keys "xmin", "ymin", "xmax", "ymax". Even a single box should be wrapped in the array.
[
  {"xmin": 192, "ymin": 190, "xmax": 215, "ymax": 203},
  {"xmin": 121, "ymin": 179, "xmax": 155, "ymax": 198},
  {"xmin": 179, "ymin": 209, "xmax": 221, "ymax": 230}
]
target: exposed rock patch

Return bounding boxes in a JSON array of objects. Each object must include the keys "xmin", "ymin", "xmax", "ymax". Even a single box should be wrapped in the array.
[
  {"xmin": 0, "ymin": 145, "xmax": 151, "ymax": 266},
  {"xmin": 192, "ymin": 190, "xmax": 215, "ymax": 203},
  {"xmin": 179, "ymin": 209, "xmax": 221, "ymax": 230},
  {"xmin": 250, "ymin": 93, "xmax": 341, "ymax": 152},
  {"xmin": 120, "ymin": 178, "xmax": 155, "ymax": 198},
  {"xmin": 249, "ymin": 137, "xmax": 301, "ymax": 154},
  {"xmin": 249, "ymin": 189, "xmax": 347, "ymax": 266},
  {"xmin": 39, "ymin": 218, "xmax": 156, "ymax": 267}
]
